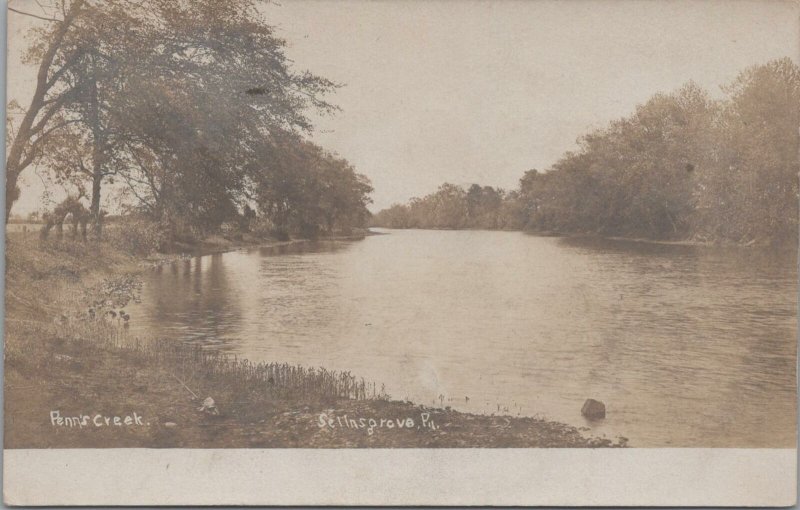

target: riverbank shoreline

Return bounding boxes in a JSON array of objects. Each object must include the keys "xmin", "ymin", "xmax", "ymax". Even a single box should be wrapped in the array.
[
  {"xmin": 371, "ymin": 225, "xmax": 789, "ymax": 248},
  {"xmin": 159, "ymin": 227, "xmax": 377, "ymax": 258},
  {"xmin": 4, "ymin": 232, "xmax": 624, "ymax": 448}
]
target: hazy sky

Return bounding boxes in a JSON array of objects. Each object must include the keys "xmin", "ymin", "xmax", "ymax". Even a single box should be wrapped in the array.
[{"xmin": 7, "ymin": 0, "xmax": 800, "ymax": 214}]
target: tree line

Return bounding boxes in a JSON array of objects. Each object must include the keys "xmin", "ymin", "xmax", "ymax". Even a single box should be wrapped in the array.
[
  {"xmin": 372, "ymin": 58, "xmax": 800, "ymax": 245},
  {"xmin": 7, "ymin": 0, "xmax": 372, "ymax": 241}
]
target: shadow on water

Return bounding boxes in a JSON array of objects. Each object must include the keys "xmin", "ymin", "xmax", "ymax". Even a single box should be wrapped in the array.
[
  {"xmin": 149, "ymin": 253, "xmax": 244, "ymax": 351},
  {"xmin": 256, "ymin": 239, "xmax": 352, "ymax": 257},
  {"xmin": 558, "ymin": 235, "xmax": 797, "ymax": 277},
  {"xmin": 558, "ymin": 235, "xmax": 702, "ymax": 255},
  {"xmin": 141, "ymin": 240, "xmax": 357, "ymax": 353}
]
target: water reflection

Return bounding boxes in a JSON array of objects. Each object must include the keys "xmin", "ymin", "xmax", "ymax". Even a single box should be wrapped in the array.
[
  {"xmin": 146, "ymin": 254, "xmax": 245, "ymax": 349},
  {"xmin": 129, "ymin": 230, "xmax": 797, "ymax": 447}
]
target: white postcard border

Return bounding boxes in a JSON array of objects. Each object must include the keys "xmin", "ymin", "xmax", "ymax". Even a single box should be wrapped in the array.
[{"xmin": 3, "ymin": 447, "xmax": 796, "ymax": 506}]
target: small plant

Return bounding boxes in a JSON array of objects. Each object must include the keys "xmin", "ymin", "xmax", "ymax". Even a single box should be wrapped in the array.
[{"xmin": 84, "ymin": 274, "xmax": 142, "ymax": 309}]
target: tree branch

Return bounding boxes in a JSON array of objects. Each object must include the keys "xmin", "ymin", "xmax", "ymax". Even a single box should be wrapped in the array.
[
  {"xmin": 29, "ymin": 90, "xmax": 78, "ymax": 136},
  {"xmin": 8, "ymin": 7, "xmax": 61, "ymax": 22}
]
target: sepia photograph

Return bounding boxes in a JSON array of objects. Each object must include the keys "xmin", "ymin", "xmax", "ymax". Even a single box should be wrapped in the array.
[{"xmin": 3, "ymin": 0, "xmax": 798, "ymax": 505}]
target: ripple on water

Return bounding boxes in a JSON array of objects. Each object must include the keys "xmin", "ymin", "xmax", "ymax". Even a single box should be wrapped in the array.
[{"xmin": 128, "ymin": 231, "xmax": 797, "ymax": 447}]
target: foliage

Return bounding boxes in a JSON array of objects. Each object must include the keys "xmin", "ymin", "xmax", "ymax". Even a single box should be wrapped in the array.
[
  {"xmin": 374, "ymin": 59, "xmax": 800, "ymax": 245},
  {"xmin": 249, "ymin": 133, "xmax": 373, "ymax": 238},
  {"xmin": 372, "ymin": 183, "xmax": 506, "ymax": 230},
  {"xmin": 8, "ymin": 0, "xmax": 371, "ymax": 240},
  {"xmin": 105, "ymin": 217, "xmax": 170, "ymax": 255}
]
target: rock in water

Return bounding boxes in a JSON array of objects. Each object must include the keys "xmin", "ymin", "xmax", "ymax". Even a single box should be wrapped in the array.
[{"xmin": 581, "ymin": 399, "xmax": 606, "ymax": 420}]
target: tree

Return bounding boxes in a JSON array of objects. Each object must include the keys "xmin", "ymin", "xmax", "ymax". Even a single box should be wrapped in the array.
[
  {"xmin": 249, "ymin": 133, "xmax": 372, "ymax": 238},
  {"xmin": 10, "ymin": 0, "xmax": 341, "ymax": 236},
  {"xmin": 701, "ymin": 58, "xmax": 800, "ymax": 243},
  {"xmin": 373, "ymin": 59, "xmax": 798, "ymax": 245},
  {"xmin": 6, "ymin": 0, "xmax": 87, "ymax": 222}
]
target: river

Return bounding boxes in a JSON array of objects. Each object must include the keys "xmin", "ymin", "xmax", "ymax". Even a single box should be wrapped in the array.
[{"xmin": 127, "ymin": 229, "xmax": 797, "ymax": 447}]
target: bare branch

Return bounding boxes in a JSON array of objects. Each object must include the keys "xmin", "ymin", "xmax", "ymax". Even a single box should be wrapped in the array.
[
  {"xmin": 8, "ymin": 6, "xmax": 61, "ymax": 22},
  {"xmin": 36, "ymin": 118, "xmax": 82, "ymax": 139},
  {"xmin": 29, "ymin": 90, "xmax": 78, "ymax": 135}
]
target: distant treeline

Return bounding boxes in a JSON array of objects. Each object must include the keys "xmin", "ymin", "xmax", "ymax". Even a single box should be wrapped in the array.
[{"xmin": 372, "ymin": 59, "xmax": 800, "ymax": 244}]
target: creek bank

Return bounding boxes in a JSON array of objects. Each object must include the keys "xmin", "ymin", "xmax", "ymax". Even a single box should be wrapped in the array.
[
  {"xmin": 371, "ymin": 225, "xmax": 785, "ymax": 248},
  {"xmin": 521, "ymin": 229, "xmax": 790, "ymax": 248},
  {"xmin": 161, "ymin": 227, "xmax": 374, "ymax": 258}
]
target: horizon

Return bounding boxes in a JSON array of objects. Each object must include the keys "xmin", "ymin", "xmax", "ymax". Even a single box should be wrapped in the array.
[{"xmin": 7, "ymin": 0, "xmax": 799, "ymax": 215}]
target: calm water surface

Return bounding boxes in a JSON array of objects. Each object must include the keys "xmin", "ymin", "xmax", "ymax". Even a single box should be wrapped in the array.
[{"xmin": 128, "ymin": 229, "xmax": 797, "ymax": 447}]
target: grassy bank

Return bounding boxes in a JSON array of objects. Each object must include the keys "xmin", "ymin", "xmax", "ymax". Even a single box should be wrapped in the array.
[{"xmin": 4, "ymin": 232, "xmax": 624, "ymax": 448}]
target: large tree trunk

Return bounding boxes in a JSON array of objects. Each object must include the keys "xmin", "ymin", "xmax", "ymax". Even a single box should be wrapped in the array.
[
  {"xmin": 87, "ymin": 59, "xmax": 105, "ymax": 237},
  {"xmin": 90, "ymin": 172, "xmax": 102, "ymax": 235},
  {"xmin": 5, "ymin": 165, "xmax": 21, "ymax": 223},
  {"xmin": 4, "ymin": 1, "xmax": 85, "ymax": 223}
]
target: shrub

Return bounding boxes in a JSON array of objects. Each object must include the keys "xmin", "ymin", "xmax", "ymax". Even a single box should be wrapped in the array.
[
  {"xmin": 107, "ymin": 218, "xmax": 170, "ymax": 255},
  {"xmin": 250, "ymin": 217, "xmax": 286, "ymax": 239}
]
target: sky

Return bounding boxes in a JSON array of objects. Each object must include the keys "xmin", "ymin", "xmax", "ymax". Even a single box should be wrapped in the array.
[{"xmin": 6, "ymin": 0, "xmax": 800, "ymax": 214}]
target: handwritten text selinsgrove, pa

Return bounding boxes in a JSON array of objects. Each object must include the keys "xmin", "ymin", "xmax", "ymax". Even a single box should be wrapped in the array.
[{"xmin": 318, "ymin": 412, "xmax": 438, "ymax": 435}]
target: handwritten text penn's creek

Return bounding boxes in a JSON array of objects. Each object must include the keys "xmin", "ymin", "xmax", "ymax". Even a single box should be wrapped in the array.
[{"xmin": 50, "ymin": 410, "xmax": 146, "ymax": 428}]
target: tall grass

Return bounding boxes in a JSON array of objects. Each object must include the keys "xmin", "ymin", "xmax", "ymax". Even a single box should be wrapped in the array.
[
  {"xmin": 6, "ymin": 232, "xmax": 386, "ymax": 406},
  {"xmin": 55, "ymin": 319, "xmax": 385, "ymax": 402}
]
